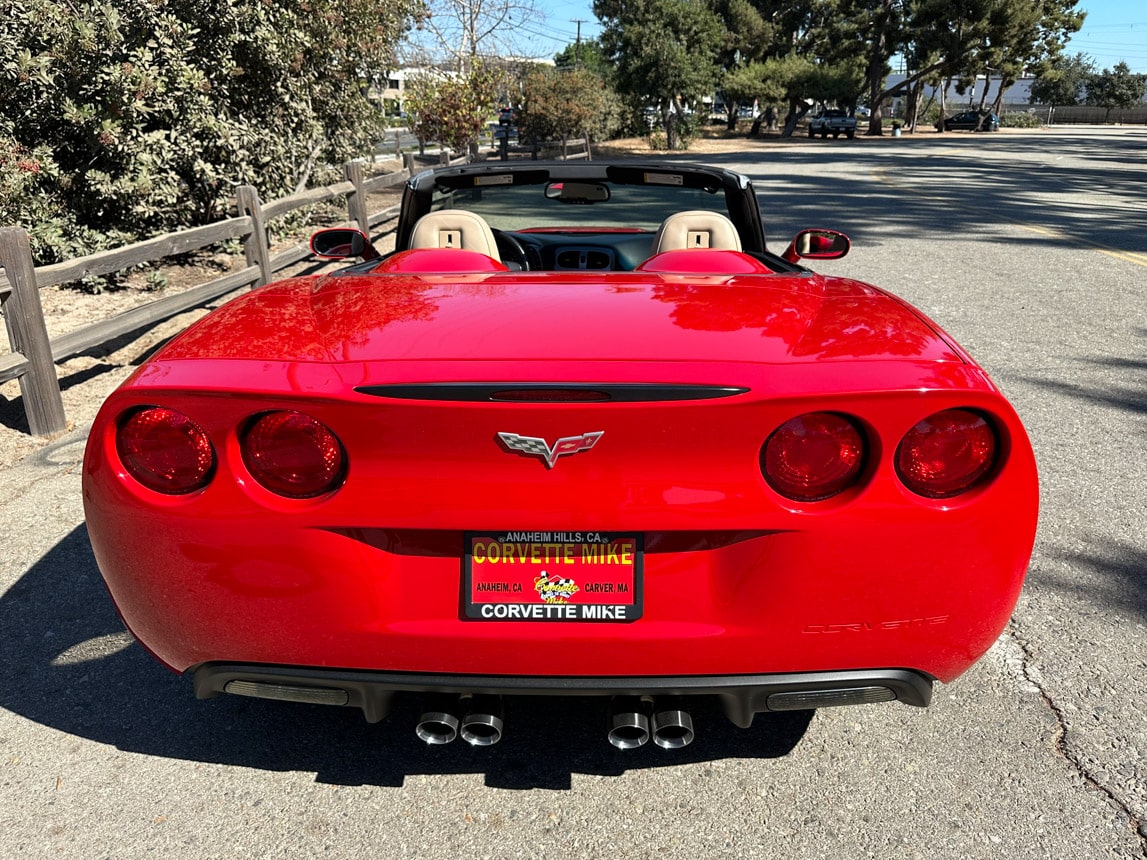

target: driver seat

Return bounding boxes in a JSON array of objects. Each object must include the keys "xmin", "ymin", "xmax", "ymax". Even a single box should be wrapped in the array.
[
  {"xmin": 410, "ymin": 209, "xmax": 501, "ymax": 260},
  {"xmin": 650, "ymin": 210, "xmax": 742, "ymax": 254}
]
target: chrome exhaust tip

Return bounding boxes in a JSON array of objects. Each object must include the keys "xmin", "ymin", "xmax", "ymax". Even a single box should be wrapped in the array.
[
  {"xmin": 607, "ymin": 696, "xmax": 651, "ymax": 749},
  {"xmin": 652, "ymin": 699, "xmax": 694, "ymax": 749},
  {"xmin": 460, "ymin": 695, "xmax": 504, "ymax": 746},
  {"xmin": 416, "ymin": 696, "xmax": 461, "ymax": 745}
]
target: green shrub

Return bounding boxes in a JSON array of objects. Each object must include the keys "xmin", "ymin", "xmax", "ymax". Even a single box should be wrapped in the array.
[
  {"xmin": 1001, "ymin": 111, "xmax": 1044, "ymax": 128},
  {"xmin": 0, "ymin": 0, "xmax": 423, "ymax": 266}
]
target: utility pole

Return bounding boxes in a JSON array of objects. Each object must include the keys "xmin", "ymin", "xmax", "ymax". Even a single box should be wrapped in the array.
[{"xmin": 572, "ymin": 19, "xmax": 587, "ymax": 69}]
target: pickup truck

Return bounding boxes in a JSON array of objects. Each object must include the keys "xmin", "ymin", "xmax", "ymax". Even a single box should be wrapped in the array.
[{"xmin": 808, "ymin": 109, "xmax": 857, "ymax": 139}]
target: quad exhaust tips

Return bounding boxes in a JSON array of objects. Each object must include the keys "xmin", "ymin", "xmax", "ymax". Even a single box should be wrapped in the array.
[
  {"xmin": 460, "ymin": 695, "xmax": 504, "ymax": 746},
  {"xmin": 608, "ymin": 696, "xmax": 695, "ymax": 750},
  {"xmin": 607, "ymin": 696, "xmax": 651, "ymax": 749},
  {"xmin": 416, "ymin": 695, "xmax": 504, "ymax": 746},
  {"xmin": 651, "ymin": 699, "xmax": 695, "ymax": 749},
  {"xmin": 417, "ymin": 694, "xmax": 693, "ymax": 749},
  {"xmin": 416, "ymin": 694, "xmax": 462, "ymax": 745}
]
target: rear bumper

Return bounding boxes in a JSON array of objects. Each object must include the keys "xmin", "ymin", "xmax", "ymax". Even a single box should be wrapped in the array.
[{"xmin": 192, "ymin": 662, "xmax": 933, "ymax": 727}]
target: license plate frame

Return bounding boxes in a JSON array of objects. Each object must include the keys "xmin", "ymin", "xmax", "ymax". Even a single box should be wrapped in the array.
[{"xmin": 463, "ymin": 531, "xmax": 643, "ymax": 622}]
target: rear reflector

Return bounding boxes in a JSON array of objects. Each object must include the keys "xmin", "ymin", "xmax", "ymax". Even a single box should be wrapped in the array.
[
  {"xmin": 224, "ymin": 680, "xmax": 349, "ymax": 706},
  {"xmin": 896, "ymin": 409, "xmax": 996, "ymax": 498},
  {"xmin": 116, "ymin": 407, "xmax": 215, "ymax": 494},
  {"xmin": 766, "ymin": 686, "xmax": 896, "ymax": 711}
]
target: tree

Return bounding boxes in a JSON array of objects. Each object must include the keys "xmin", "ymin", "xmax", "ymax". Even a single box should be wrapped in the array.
[
  {"xmin": 594, "ymin": 0, "xmax": 724, "ymax": 150},
  {"xmin": 869, "ymin": 0, "xmax": 1083, "ymax": 134},
  {"xmin": 0, "ymin": 0, "xmax": 423, "ymax": 264},
  {"xmin": 1086, "ymin": 62, "xmax": 1147, "ymax": 121},
  {"xmin": 554, "ymin": 37, "xmax": 610, "ymax": 76},
  {"xmin": 838, "ymin": 0, "xmax": 907, "ymax": 136},
  {"xmin": 406, "ymin": 65, "xmax": 500, "ymax": 152},
  {"xmin": 710, "ymin": 0, "xmax": 775, "ymax": 130},
  {"xmin": 722, "ymin": 55, "xmax": 861, "ymax": 138},
  {"xmin": 977, "ymin": 0, "xmax": 1085, "ymax": 117},
  {"xmin": 519, "ymin": 67, "xmax": 622, "ymax": 145},
  {"xmin": 407, "ymin": 0, "xmax": 543, "ymax": 71},
  {"xmin": 1030, "ymin": 53, "xmax": 1095, "ymax": 106}
]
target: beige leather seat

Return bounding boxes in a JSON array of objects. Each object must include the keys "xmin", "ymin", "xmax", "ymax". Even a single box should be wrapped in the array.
[
  {"xmin": 650, "ymin": 210, "xmax": 742, "ymax": 254},
  {"xmin": 409, "ymin": 209, "xmax": 500, "ymax": 259}
]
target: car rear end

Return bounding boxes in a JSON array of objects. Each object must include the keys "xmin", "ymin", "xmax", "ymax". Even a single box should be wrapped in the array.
[{"xmin": 82, "ymin": 272, "xmax": 1038, "ymax": 745}]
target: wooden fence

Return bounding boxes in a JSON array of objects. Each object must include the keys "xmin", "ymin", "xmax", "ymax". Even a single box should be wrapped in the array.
[
  {"xmin": 0, "ymin": 150, "xmax": 471, "ymax": 436},
  {"xmin": 0, "ymin": 135, "xmax": 597, "ymax": 437},
  {"xmin": 492, "ymin": 135, "xmax": 592, "ymax": 161}
]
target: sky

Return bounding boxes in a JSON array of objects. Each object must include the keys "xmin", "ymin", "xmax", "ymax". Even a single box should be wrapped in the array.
[
  {"xmin": 525, "ymin": 0, "xmax": 1146, "ymax": 73},
  {"xmin": 1065, "ymin": 0, "xmax": 1147, "ymax": 73},
  {"xmin": 515, "ymin": 0, "xmax": 599, "ymax": 60}
]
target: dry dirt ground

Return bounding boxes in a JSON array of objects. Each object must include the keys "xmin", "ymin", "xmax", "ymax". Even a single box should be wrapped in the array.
[{"xmin": 0, "ymin": 128, "xmax": 927, "ymax": 470}]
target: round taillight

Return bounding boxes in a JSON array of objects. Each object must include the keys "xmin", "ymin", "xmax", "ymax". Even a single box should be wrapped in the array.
[
  {"xmin": 896, "ymin": 409, "xmax": 996, "ymax": 499},
  {"xmin": 117, "ymin": 407, "xmax": 215, "ymax": 495},
  {"xmin": 762, "ymin": 412, "xmax": 865, "ymax": 501},
  {"xmin": 241, "ymin": 411, "xmax": 346, "ymax": 499}
]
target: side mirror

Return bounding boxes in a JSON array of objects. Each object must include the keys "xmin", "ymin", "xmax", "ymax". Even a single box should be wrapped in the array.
[
  {"xmin": 310, "ymin": 228, "xmax": 380, "ymax": 261},
  {"xmin": 781, "ymin": 229, "xmax": 850, "ymax": 264}
]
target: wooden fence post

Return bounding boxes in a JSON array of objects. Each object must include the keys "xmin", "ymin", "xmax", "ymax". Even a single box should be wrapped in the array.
[
  {"xmin": 403, "ymin": 152, "xmax": 416, "ymax": 176},
  {"xmin": 0, "ymin": 227, "xmax": 67, "ymax": 436},
  {"xmin": 237, "ymin": 186, "xmax": 273, "ymax": 287},
  {"xmin": 344, "ymin": 161, "xmax": 369, "ymax": 232}
]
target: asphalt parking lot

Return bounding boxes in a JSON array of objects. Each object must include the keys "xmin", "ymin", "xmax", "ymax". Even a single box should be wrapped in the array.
[{"xmin": 1, "ymin": 127, "xmax": 1145, "ymax": 859}]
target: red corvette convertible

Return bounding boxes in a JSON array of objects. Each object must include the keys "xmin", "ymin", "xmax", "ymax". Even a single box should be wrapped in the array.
[{"xmin": 83, "ymin": 161, "xmax": 1038, "ymax": 749}]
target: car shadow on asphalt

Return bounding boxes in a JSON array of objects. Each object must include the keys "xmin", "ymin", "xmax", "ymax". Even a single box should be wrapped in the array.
[{"xmin": 0, "ymin": 525, "xmax": 815, "ymax": 789}]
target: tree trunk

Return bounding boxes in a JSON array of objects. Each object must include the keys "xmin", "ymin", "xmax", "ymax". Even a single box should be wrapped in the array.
[
  {"xmin": 990, "ymin": 77, "xmax": 1010, "ymax": 117},
  {"xmin": 781, "ymin": 98, "xmax": 809, "ymax": 138},
  {"xmin": 865, "ymin": 107, "xmax": 883, "ymax": 136},
  {"xmin": 862, "ymin": 0, "xmax": 894, "ymax": 136},
  {"xmin": 664, "ymin": 107, "xmax": 679, "ymax": 151},
  {"xmin": 907, "ymin": 79, "xmax": 923, "ymax": 132}
]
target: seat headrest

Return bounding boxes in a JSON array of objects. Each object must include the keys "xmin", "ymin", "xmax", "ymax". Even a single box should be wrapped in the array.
[
  {"xmin": 650, "ymin": 210, "xmax": 742, "ymax": 254},
  {"xmin": 410, "ymin": 209, "xmax": 500, "ymax": 259}
]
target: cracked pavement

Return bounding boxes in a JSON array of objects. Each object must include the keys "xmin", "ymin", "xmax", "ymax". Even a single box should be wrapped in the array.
[{"xmin": 1, "ymin": 128, "xmax": 1145, "ymax": 858}]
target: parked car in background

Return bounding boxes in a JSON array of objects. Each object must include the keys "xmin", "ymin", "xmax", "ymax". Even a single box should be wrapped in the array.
[
  {"xmin": 943, "ymin": 110, "xmax": 999, "ymax": 132},
  {"xmin": 498, "ymin": 106, "xmax": 517, "ymax": 126},
  {"xmin": 808, "ymin": 109, "xmax": 857, "ymax": 139}
]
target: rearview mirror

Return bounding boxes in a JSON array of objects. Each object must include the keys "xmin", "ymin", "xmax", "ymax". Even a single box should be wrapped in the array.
[
  {"xmin": 781, "ymin": 229, "xmax": 850, "ymax": 264},
  {"xmin": 310, "ymin": 228, "xmax": 380, "ymax": 261},
  {"xmin": 544, "ymin": 181, "xmax": 611, "ymax": 203}
]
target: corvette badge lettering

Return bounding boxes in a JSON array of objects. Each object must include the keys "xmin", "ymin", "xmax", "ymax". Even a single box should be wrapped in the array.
[{"xmin": 497, "ymin": 431, "xmax": 604, "ymax": 468}]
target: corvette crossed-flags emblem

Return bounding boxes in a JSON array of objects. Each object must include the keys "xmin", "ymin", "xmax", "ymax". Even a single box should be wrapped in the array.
[{"xmin": 497, "ymin": 431, "xmax": 604, "ymax": 469}]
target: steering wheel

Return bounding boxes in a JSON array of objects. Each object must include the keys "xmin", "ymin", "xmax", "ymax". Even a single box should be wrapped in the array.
[{"xmin": 492, "ymin": 229, "xmax": 531, "ymax": 271}]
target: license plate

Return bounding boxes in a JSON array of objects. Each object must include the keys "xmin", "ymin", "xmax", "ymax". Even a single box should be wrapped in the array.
[{"xmin": 463, "ymin": 531, "xmax": 642, "ymax": 622}]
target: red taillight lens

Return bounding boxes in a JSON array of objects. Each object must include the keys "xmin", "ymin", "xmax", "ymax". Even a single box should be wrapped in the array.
[
  {"xmin": 896, "ymin": 409, "xmax": 996, "ymax": 498},
  {"xmin": 762, "ymin": 412, "xmax": 865, "ymax": 501},
  {"xmin": 117, "ymin": 407, "xmax": 215, "ymax": 495},
  {"xmin": 241, "ymin": 411, "xmax": 346, "ymax": 498}
]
